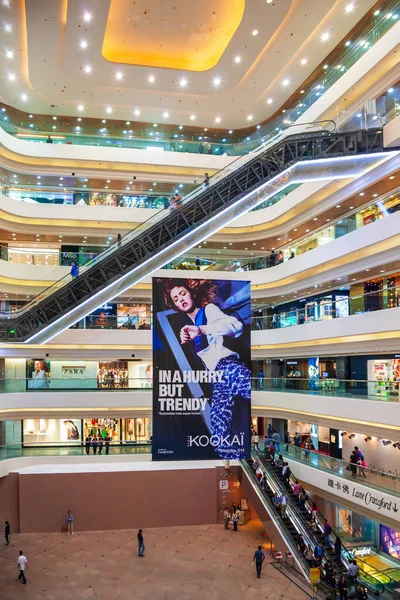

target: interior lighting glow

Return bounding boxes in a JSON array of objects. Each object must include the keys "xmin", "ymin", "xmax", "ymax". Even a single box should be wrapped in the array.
[
  {"xmin": 321, "ymin": 32, "xmax": 329, "ymax": 41},
  {"xmin": 247, "ymin": 115, "xmax": 253, "ymax": 121},
  {"xmin": 179, "ymin": 77, "xmax": 188, "ymax": 87},
  {"xmin": 5, "ymin": 49, "xmax": 13, "ymax": 59},
  {"xmin": 4, "ymin": 22, "xmax": 12, "ymax": 32},
  {"xmin": 115, "ymin": 71, "xmax": 123, "ymax": 80},
  {"xmin": 345, "ymin": 4, "xmax": 354, "ymax": 13},
  {"xmin": 80, "ymin": 40, "xmax": 88, "ymax": 49},
  {"xmin": 7, "ymin": 72, "xmax": 15, "ymax": 81},
  {"xmin": 77, "ymin": 104, "xmax": 84, "ymax": 112},
  {"xmin": 134, "ymin": 108, "xmax": 141, "ymax": 116},
  {"xmin": 282, "ymin": 78, "xmax": 290, "ymax": 87},
  {"xmin": 213, "ymin": 76, "xmax": 222, "ymax": 86},
  {"xmin": 234, "ymin": 56, "xmax": 241, "ymax": 63},
  {"xmin": 267, "ymin": 98, "xmax": 273, "ymax": 104},
  {"xmin": 252, "ymin": 29, "xmax": 258, "ymax": 36},
  {"xmin": 190, "ymin": 115, "xmax": 196, "ymax": 121},
  {"xmin": 20, "ymin": 94, "xmax": 27, "ymax": 101},
  {"xmin": 215, "ymin": 116, "xmax": 221, "ymax": 124},
  {"xmin": 163, "ymin": 111, "xmax": 169, "ymax": 118},
  {"xmin": 148, "ymin": 75, "xmax": 155, "ymax": 83},
  {"xmin": 388, "ymin": 88, "xmax": 394, "ymax": 93},
  {"xmin": 345, "ymin": 41, "xmax": 351, "ymax": 47},
  {"xmin": 300, "ymin": 58, "xmax": 307, "ymax": 65},
  {"xmin": 83, "ymin": 11, "xmax": 91, "ymax": 22},
  {"xmin": 84, "ymin": 65, "xmax": 92, "ymax": 73},
  {"xmin": 106, "ymin": 107, "xmax": 113, "ymax": 114}
]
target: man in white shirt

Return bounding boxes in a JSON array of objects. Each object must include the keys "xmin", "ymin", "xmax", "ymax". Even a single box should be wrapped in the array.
[
  {"xmin": 17, "ymin": 550, "xmax": 28, "ymax": 584},
  {"xmin": 223, "ymin": 507, "xmax": 230, "ymax": 530},
  {"xmin": 281, "ymin": 493, "xmax": 288, "ymax": 518}
]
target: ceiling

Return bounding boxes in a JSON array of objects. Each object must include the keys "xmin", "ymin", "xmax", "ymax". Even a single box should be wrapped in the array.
[{"xmin": 0, "ymin": 0, "xmax": 378, "ymax": 128}]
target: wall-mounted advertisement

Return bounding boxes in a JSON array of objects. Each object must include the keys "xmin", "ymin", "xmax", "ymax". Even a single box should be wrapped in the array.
[
  {"xmin": 380, "ymin": 525, "xmax": 400, "ymax": 560},
  {"xmin": 26, "ymin": 359, "xmax": 51, "ymax": 390},
  {"xmin": 152, "ymin": 277, "xmax": 251, "ymax": 461},
  {"xmin": 60, "ymin": 419, "xmax": 81, "ymax": 441}
]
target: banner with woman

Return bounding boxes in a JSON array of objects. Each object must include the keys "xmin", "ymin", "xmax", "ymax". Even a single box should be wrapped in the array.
[{"xmin": 152, "ymin": 277, "xmax": 251, "ymax": 461}]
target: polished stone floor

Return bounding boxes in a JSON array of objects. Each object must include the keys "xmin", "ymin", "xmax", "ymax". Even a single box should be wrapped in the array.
[{"xmin": 0, "ymin": 520, "xmax": 310, "ymax": 600}]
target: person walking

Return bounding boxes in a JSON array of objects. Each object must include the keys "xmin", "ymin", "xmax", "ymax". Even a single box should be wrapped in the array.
[
  {"xmin": 105, "ymin": 435, "xmax": 110, "ymax": 455},
  {"xmin": 85, "ymin": 435, "xmax": 91, "ymax": 455},
  {"xmin": 253, "ymin": 432, "xmax": 259, "ymax": 450},
  {"xmin": 232, "ymin": 511, "xmax": 239, "ymax": 532},
  {"xmin": 252, "ymin": 545, "xmax": 265, "ymax": 579},
  {"xmin": 223, "ymin": 507, "xmax": 230, "ymax": 530},
  {"xmin": 335, "ymin": 534, "xmax": 342, "ymax": 560},
  {"xmin": 67, "ymin": 511, "xmax": 73, "ymax": 535},
  {"xmin": 117, "ymin": 233, "xmax": 122, "ymax": 248},
  {"xmin": 17, "ymin": 550, "xmax": 28, "ymax": 584},
  {"xmin": 70, "ymin": 261, "xmax": 79, "ymax": 279},
  {"xmin": 4, "ymin": 520, "xmax": 10, "ymax": 545},
  {"xmin": 137, "ymin": 529, "xmax": 145, "ymax": 556},
  {"xmin": 281, "ymin": 493, "xmax": 288, "ymax": 518},
  {"xmin": 338, "ymin": 574, "xmax": 348, "ymax": 600},
  {"xmin": 195, "ymin": 256, "xmax": 201, "ymax": 271}
]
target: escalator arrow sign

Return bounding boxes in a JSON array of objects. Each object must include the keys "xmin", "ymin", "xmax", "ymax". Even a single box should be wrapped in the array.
[{"xmin": 393, "ymin": 503, "xmax": 398, "ymax": 513}]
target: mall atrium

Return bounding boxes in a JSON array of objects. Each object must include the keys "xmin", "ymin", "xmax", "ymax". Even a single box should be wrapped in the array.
[{"xmin": 0, "ymin": 0, "xmax": 400, "ymax": 598}]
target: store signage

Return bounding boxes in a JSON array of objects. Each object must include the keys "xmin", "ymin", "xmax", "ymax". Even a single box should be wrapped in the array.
[
  {"xmin": 62, "ymin": 366, "xmax": 86, "ymax": 378},
  {"xmin": 349, "ymin": 547, "xmax": 372, "ymax": 557},
  {"xmin": 152, "ymin": 277, "xmax": 251, "ymax": 461}
]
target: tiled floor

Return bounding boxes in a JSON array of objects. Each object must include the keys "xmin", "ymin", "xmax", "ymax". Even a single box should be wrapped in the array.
[{"xmin": 0, "ymin": 520, "xmax": 310, "ymax": 600}]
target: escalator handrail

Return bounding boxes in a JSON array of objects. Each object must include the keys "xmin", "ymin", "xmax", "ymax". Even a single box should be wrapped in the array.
[
  {"xmin": 261, "ymin": 447, "xmax": 386, "ymax": 596},
  {"xmin": 0, "ymin": 125, "xmax": 350, "ymax": 321},
  {"xmin": 240, "ymin": 457, "xmax": 311, "ymax": 580}
]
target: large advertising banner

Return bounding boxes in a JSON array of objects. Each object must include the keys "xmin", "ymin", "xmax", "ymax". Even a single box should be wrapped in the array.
[{"xmin": 152, "ymin": 277, "xmax": 251, "ymax": 461}]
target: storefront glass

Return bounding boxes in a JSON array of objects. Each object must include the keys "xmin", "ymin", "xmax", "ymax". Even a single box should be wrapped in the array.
[
  {"xmin": 83, "ymin": 418, "xmax": 121, "ymax": 441},
  {"xmin": 121, "ymin": 418, "xmax": 152, "ymax": 443},
  {"xmin": 23, "ymin": 418, "xmax": 82, "ymax": 445}
]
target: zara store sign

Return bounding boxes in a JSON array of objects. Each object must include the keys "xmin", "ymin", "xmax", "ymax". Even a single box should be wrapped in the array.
[{"xmin": 61, "ymin": 366, "xmax": 86, "ymax": 378}]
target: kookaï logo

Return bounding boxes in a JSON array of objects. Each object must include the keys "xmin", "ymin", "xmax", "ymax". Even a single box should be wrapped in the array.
[{"xmin": 187, "ymin": 433, "xmax": 245, "ymax": 447}]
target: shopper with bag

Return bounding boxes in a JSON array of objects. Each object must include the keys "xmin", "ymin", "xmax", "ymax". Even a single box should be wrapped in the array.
[{"xmin": 252, "ymin": 545, "xmax": 265, "ymax": 579}]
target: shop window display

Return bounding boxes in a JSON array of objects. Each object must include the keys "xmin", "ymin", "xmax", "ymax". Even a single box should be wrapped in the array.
[
  {"xmin": 84, "ymin": 418, "xmax": 121, "ymax": 442},
  {"xmin": 97, "ymin": 361, "xmax": 129, "ymax": 388},
  {"xmin": 23, "ymin": 418, "xmax": 81, "ymax": 445},
  {"xmin": 122, "ymin": 418, "xmax": 151, "ymax": 443},
  {"xmin": 117, "ymin": 303, "xmax": 151, "ymax": 329},
  {"xmin": 26, "ymin": 359, "xmax": 51, "ymax": 390}
]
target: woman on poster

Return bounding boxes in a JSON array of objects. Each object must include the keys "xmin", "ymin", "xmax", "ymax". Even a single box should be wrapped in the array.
[{"xmin": 161, "ymin": 279, "xmax": 251, "ymax": 458}]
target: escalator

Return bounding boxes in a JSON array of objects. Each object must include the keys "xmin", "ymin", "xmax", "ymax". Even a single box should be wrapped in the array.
[
  {"xmin": 251, "ymin": 447, "xmax": 387, "ymax": 598},
  {"xmin": 0, "ymin": 128, "xmax": 390, "ymax": 344}
]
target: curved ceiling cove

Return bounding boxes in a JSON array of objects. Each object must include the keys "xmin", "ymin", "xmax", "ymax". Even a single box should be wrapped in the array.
[
  {"xmin": 102, "ymin": 0, "xmax": 245, "ymax": 71},
  {"xmin": 0, "ymin": 0, "xmax": 376, "ymax": 127}
]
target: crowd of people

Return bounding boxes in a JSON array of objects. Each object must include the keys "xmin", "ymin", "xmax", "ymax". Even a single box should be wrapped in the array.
[
  {"xmin": 250, "ymin": 430, "xmax": 370, "ymax": 599},
  {"xmin": 84, "ymin": 434, "xmax": 112, "ymax": 454}
]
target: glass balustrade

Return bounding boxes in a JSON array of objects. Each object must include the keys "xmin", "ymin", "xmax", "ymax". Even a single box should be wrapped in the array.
[
  {"xmin": 0, "ymin": 441, "xmax": 151, "ymax": 461},
  {"xmin": 260, "ymin": 442, "xmax": 400, "ymax": 498},
  {"xmin": 0, "ymin": 1, "xmax": 398, "ymax": 155},
  {"xmin": 2, "ymin": 376, "xmax": 400, "ymax": 404}
]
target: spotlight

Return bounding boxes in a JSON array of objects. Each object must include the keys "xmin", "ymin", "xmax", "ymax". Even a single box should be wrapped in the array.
[
  {"xmin": 382, "ymin": 440, "xmax": 392, "ymax": 446},
  {"xmin": 340, "ymin": 432, "xmax": 347, "ymax": 437},
  {"xmin": 348, "ymin": 433, "xmax": 356, "ymax": 440},
  {"xmin": 364, "ymin": 437, "xmax": 372, "ymax": 442}
]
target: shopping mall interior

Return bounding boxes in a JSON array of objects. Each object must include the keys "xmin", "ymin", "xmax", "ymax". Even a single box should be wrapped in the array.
[{"xmin": 0, "ymin": 0, "xmax": 400, "ymax": 598}]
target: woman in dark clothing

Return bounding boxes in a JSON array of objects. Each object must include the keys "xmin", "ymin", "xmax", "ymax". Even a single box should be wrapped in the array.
[
  {"xmin": 350, "ymin": 452, "xmax": 358, "ymax": 476},
  {"xmin": 334, "ymin": 535, "xmax": 342, "ymax": 560},
  {"xmin": 4, "ymin": 521, "xmax": 10, "ymax": 545},
  {"xmin": 338, "ymin": 575, "xmax": 348, "ymax": 600}
]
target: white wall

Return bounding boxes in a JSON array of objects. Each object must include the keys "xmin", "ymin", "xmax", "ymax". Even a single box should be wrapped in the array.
[
  {"xmin": 383, "ymin": 115, "xmax": 400, "ymax": 149},
  {"xmin": 49, "ymin": 359, "xmax": 98, "ymax": 389}
]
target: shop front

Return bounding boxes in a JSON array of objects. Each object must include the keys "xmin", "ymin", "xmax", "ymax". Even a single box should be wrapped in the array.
[{"xmin": 22, "ymin": 417, "xmax": 152, "ymax": 446}]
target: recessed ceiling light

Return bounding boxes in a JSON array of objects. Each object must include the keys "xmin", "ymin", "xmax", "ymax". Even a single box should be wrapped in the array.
[
  {"xmin": 179, "ymin": 77, "xmax": 188, "ymax": 87},
  {"xmin": 20, "ymin": 94, "xmax": 28, "ymax": 101},
  {"xmin": 282, "ymin": 78, "xmax": 290, "ymax": 87},
  {"xmin": 5, "ymin": 49, "xmax": 13, "ymax": 59},
  {"xmin": 80, "ymin": 40, "xmax": 88, "ymax": 49},
  {"xmin": 215, "ymin": 116, "xmax": 221, "ymax": 124},
  {"xmin": 83, "ymin": 11, "xmax": 91, "ymax": 22},
  {"xmin": 306, "ymin": 229, "xmax": 310, "ymax": 232},
  {"xmin": 115, "ymin": 71, "xmax": 123, "ymax": 80},
  {"xmin": 313, "ymin": 217, "xmax": 318, "ymax": 221},
  {"xmin": 349, "ymin": 206, "xmax": 354, "ymax": 209},
  {"xmin": 389, "ymin": 176, "xmax": 395, "ymax": 179},
  {"xmin": 148, "ymin": 75, "xmax": 155, "ymax": 83},
  {"xmin": 213, "ymin": 76, "xmax": 222, "ymax": 86},
  {"xmin": 252, "ymin": 29, "xmax": 258, "ymax": 36},
  {"xmin": 77, "ymin": 104, "xmax": 84, "ymax": 112},
  {"xmin": 204, "ymin": 128, "xmax": 208, "ymax": 131},
  {"xmin": 4, "ymin": 23, "xmax": 12, "ymax": 32},
  {"xmin": 321, "ymin": 32, "xmax": 330, "ymax": 41},
  {"xmin": 134, "ymin": 108, "xmax": 141, "ymax": 116},
  {"xmin": 300, "ymin": 58, "xmax": 308, "ymax": 65},
  {"xmin": 106, "ymin": 107, "xmax": 113, "ymax": 114},
  {"xmin": 336, "ymin": 205, "xmax": 341, "ymax": 208},
  {"xmin": 359, "ymin": 192, "xmax": 365, "ymax": 196},
  {"xmin": 267, "ymin": 98, "xmax": 273, "ymax": 104},
  {"xmin": 106, "ymin": 179, "xmax": 110, "ymax": 183},
  {"xmin": 163, "ymin": 111, "xmax": 169, "ymax": 118},
  {"xmin": 84, "ymin": 65, "xmax": 92, "ymax": 73},
  {"xmin": 8, "ymin": 72, "xmax": 16, "ymax": 81},
  {"xmin": 388, "ymin": 88, "xmax": 394, "ymax": 93},
  {"xmin": 345, "ymin": 3, "xmax": 354, "ymax": 12},
  {"xmin": 234, "ymin": 55, "xmax": 241, "ymax": 64},
  {"xmin": 247, "ymin": 115, "xmax": 253, "ymax": 121},
  {"xmin": 365, "ymin": 269, "xmax": 370, "ymax": 272}
]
